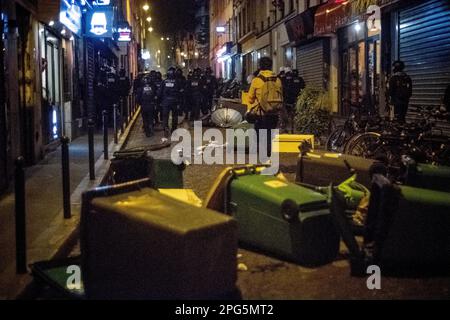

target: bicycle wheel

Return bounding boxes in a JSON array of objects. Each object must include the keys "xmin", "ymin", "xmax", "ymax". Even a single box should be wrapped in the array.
[
  {"xmin": 344, "ymin": 132, "xmax": 381, "ymax": 158},
  {"xmin": 326, "ymin": 126, "xmax": 349, "ymax": 152}
]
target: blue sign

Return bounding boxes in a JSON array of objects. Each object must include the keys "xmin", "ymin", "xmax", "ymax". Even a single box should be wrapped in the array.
[
  {"xmin": 93, "ymin": 0, "xmax": 112, "ymax": 5},
  {"xmin": 60, "ymin": 0, "xmax": 82, "ymax": 35},
  {"xmin": 85, "ymin": 7, "xmax": 114, "ymax": 38}
]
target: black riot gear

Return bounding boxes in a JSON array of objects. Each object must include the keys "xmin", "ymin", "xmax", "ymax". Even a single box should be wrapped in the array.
[
  {"xmin": 137, "ymin": 75, "xmax": 158, "ymax": 137},
  {"xmin": 158, "ymin": 71, "xmax": 183, "ymax": 137},
  {"xmin": 186, "ymin": 69, "xmax": 207, "ymax": 120}
]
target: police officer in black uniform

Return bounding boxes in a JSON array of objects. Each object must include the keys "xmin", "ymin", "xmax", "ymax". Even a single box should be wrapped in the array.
[
  {"xmin": 137, "ymin": 75, "xmax": 158, "ymax": 137},
  {"xmin": 388, "ymin": 60, "xmax": 413, "ymax": 123},
  {"xmin": 176, "ymin": 68, "xmax": 188, "ymax": 119},
  {"xmin": 154, "ymin": 71, "xmax": 164, "ymax": 125},
  {"xmin": 186, "ymin": 68, "xmax": 206, "ymax": 121},
  {"xmin": 158, "ymin": 67, "xmax": 183, "ymax": 137},
  {"xmin": 204, "ymin": 67, "xmax": 218, "ymax": 114},
  {"xmin": 280, "ymin": 70, "xmax": 302, "ymax": 133}
]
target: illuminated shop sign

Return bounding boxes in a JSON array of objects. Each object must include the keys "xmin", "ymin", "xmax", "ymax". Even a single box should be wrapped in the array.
[
  {"xmin": 93, "ymin": 0, "xmax": 111, "ymax": 6},
  {"xmin": 85, "ymin": 7, "xmax": 114, "ymax": 38},
  {"xmin": 60, "ymin": 0, "xmax": 82, "ymax": 35},
  {"xmin": 117, "ymin": 26, "xmax": 132, "ymax": 42}
]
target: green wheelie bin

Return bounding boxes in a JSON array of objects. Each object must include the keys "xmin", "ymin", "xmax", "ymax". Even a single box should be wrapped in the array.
[{"xmin": 222, "ymin": 166, "xmax": 340, "ymax": 267}]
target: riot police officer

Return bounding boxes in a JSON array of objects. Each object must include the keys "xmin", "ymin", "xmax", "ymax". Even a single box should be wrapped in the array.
[
  {"xmin": 154, "ymin": 71, "xmax": 164, "ymax": 125},
  {"xmin": 137, "ymin": 75, "xmax": 158, "ymax": 137},
  {"xmin": 186, "ymin": 68, "xmax": 207, "ymax": 121},
  {"xmin": 281, "ymin": 69, "xmax": 305, "ymax": 133},
  {"xmin": 158, "ymin": 67, "xmax": 183, "ymax": 137},
  {"xmin": 388, "ymin": 60, "xmax": 413, "ymax": 123},
  {"xmin": 204, "ymin": 67, "xmax": 218, "ymax": 114},
  {"xmin": 176, "ymin": 68, "xmax": 188, "ymax": 119}
]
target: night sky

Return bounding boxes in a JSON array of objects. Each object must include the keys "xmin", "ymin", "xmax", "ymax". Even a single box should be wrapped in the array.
[{"xmin": 151, "ymin": 0, "xmax": 196, "ymax": 35}]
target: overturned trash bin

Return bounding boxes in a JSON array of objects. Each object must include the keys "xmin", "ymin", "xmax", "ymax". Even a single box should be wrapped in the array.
[
  {"xmin": 206, "ymin": 166, "xmax": 340, "ymax": 267},
  {"xmin": 81, "ymin": 179, "xmax": 239, "ymax": 300},
  {"xmin": 108, "ymin": 146, "xmax": 184, "ymax": 189}
]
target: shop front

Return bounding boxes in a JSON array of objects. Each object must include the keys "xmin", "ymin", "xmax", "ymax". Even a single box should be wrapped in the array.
[
  {"xmin": 286, "ymin": 5, "xmax": 330, "ymax": 90},
  {"xmin": 338, "ymin": 20, "xmax": 381, "ymax": 116},
  {"xmin": 216, "ymin": 41, "xmax": 234, "ymax": 80},
  {"xmin": 38, "ymin": 0, "xmax": 84, "ymax": 143},
  {"xmin": 39, "ymin": 25, "xmax": 63, "ymax": 144},
  {"xmin": 315, "ymin": 0, "xmax": 382, "ymax": 116},
  {"xmin": 240, "ymin": 35, "xmax": 256, "ymax": 84},
  {"xmin": 272, "ymin": 22, "xmax": 292, "ymax": 72},
  {"xmin": 385, "ymin": 0, "xmax": 450, "ymax": 128}
]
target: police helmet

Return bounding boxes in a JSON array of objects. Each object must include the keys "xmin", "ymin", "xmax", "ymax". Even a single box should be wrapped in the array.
[
  {"xmin": 393, "ymin": 60, "xmax": 405, "ymax": 71},
  {"xmin": 167, "ymin": 67, "xmax": 176, "ymax": 79}
]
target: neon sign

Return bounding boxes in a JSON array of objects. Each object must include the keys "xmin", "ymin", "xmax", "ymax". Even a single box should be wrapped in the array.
[
  {"xmin": 85, "ymin": 7, "xmax": 114, "ymax": 38},
  {"xmin": 60, "ymin": 0, "xmax": 82, "ymax": 35}
]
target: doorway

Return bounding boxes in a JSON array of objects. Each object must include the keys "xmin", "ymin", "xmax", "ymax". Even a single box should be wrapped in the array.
[
  {"xmin": 339, "ymin": 23, "xmax": 381, "ymax": 116},
  {"xmin": 41, "ymin": 30, "xmax": 62, "ymax": 144}
]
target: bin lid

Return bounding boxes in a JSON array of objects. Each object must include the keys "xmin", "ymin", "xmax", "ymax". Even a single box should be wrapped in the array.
[{"xmin": 90, "ymin": 188, "xmax": 235, "ymax": 235}]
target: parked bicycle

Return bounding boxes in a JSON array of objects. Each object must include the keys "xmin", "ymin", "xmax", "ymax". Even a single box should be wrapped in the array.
[
  {"xmin": 326, "ymin": 97, "xmax": 382, "ymax": 153},
  {"xmin": 345, "ymin": 106, "xmax": 450, "ymax": 166}
]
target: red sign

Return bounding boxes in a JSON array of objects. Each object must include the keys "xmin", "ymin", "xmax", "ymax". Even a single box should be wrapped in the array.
[{"xmin": 314, "ymin": 0, "xmax": 352, "ymax": 36}]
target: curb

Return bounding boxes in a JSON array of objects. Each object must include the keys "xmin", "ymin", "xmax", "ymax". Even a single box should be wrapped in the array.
[{"xmin": 9, "ymin": 108, "xmax": 141, "ymax": 300}]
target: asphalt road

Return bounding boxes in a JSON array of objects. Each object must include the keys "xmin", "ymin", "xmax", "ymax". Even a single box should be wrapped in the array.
[{"xmin": 35, "ymin": 117, "xmax": 450, "ymax": 300}]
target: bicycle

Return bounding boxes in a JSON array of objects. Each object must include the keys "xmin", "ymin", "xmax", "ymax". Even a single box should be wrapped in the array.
[{"xmin": 326, "ymin": 98, "xmax": 382, "ymax": 153}]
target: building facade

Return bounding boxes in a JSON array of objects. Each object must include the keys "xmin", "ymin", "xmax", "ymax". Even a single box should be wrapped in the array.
[
  {"xmin": 209, "ymin": 0, "xmax": 450, "ymax": 129},
  {"xmin": 0, "ymin": 0, "xmax": 144, "ymax": 195}
]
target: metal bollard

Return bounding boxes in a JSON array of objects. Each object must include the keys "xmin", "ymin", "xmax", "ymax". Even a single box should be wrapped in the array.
[
  {"xmin": 113, "ymin": 104, "xmax": 119, "ymax": 144},
  {"xmin": 102, "ymin": 110, "xmax": 109, "ymax": 160},
  {"xmin": 88, "ymin": 119, "xmax": 96, "ymax": 180},
  {"xmin": 61, "ymin": 137, "xmax": 71, "ymax": 219},
  {"xmin": 15, "ymin": 157, "xmax": 27, "ymax": 274},
  {"xmin": 127, "ymin": 95, "xmax": 131, "ymax": 123},
  {"xmin": 121, "ymin": 98, "xmax": 126, "ymax": 133}
]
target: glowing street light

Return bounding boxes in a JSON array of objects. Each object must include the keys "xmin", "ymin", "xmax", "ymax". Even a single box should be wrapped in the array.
[
  {"xmin": 143, "ymin": 4, "xmax": 150, "ymax": 11},
  {"xmin": 148, "ymin": 27, "xmax": 153, "ymax": 32},
  {"xmin": 161, "ymin": 37, "xmax": 164, "ymax": 41},
  {"xmin": 146, "ymin": 17, "xmax": 152, "ymax": 22},
  {"xmin": 166, "ymin": 37, "xmax": 170, "ymax": 41}
]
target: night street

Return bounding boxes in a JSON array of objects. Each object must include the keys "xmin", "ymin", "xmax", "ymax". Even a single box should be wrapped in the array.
[
  {"xmin": 34, "ymin": 117, "xmax": 450, "ymax": 300},
  {"xmin": 1, "ymin": 0, "xmax": 450, "ymax": 308}
]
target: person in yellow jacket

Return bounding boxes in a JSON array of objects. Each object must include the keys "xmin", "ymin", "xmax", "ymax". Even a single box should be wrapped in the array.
[{"xmin": 247, "ymin": 57, "xmax": 283, "ymax": 156}]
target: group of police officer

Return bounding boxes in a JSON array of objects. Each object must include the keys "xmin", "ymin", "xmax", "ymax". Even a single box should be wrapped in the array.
[{"xmin": 135, "ymin": 67, "xmax": 218, "ymax": 138}]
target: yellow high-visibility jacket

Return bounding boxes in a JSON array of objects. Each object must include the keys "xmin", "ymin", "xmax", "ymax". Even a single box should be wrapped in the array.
[{"xmin": 247, "ymin": 70, "xmax": 284, "ymax": 111}]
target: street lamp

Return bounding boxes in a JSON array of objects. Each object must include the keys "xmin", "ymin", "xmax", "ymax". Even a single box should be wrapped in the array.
[
  {"xmin": 143, "ymin": 4, "xmax": 150, "ymax": 11},
  {"xmin": 146, "ymin": 17, "xmax": 152, "ymax": 22},
  {"xmin": 161, "ymin": 37, "xmax": 164, "ymax": 41},
  {"xmin": 148, "ymin": 27, "xmax": 153, "ymax": 32}
]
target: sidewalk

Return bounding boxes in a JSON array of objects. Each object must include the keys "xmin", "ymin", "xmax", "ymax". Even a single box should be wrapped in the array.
[{"xmin": 0, "ymin": 110, "xmax": 140, "ymax": 299}]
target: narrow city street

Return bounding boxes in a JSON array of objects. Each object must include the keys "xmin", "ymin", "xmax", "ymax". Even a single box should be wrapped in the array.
[
  {"xmin": 1, "ymin": 0, "xmax": 450, "ymax": 308},
  {"xmin": 33, "ymin": 116, "xmax": 450, "ymax": 300}
]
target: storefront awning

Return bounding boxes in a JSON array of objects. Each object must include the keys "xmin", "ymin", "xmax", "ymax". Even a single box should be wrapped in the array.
[
  {"xmin": 285, "ymin": 6, "xmax": 319, "ymax": 44},
  {"xmin": 314, "ymin": 0, "xmax": 352, "ymax": 36}
]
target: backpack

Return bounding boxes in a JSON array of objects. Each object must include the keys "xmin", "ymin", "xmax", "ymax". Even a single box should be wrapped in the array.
[{"xmin": 256, "ymin": 75, "xmax": 283, "ymax": 114}]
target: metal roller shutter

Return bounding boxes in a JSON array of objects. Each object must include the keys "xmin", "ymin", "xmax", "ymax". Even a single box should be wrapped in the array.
[
  {"xmin": 296, "ymin": 40, "xmax": 326, "ymax": 89},
  {"xmin": 399, "ymin": 0, "xmax": 450, "ymax": 132}
]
